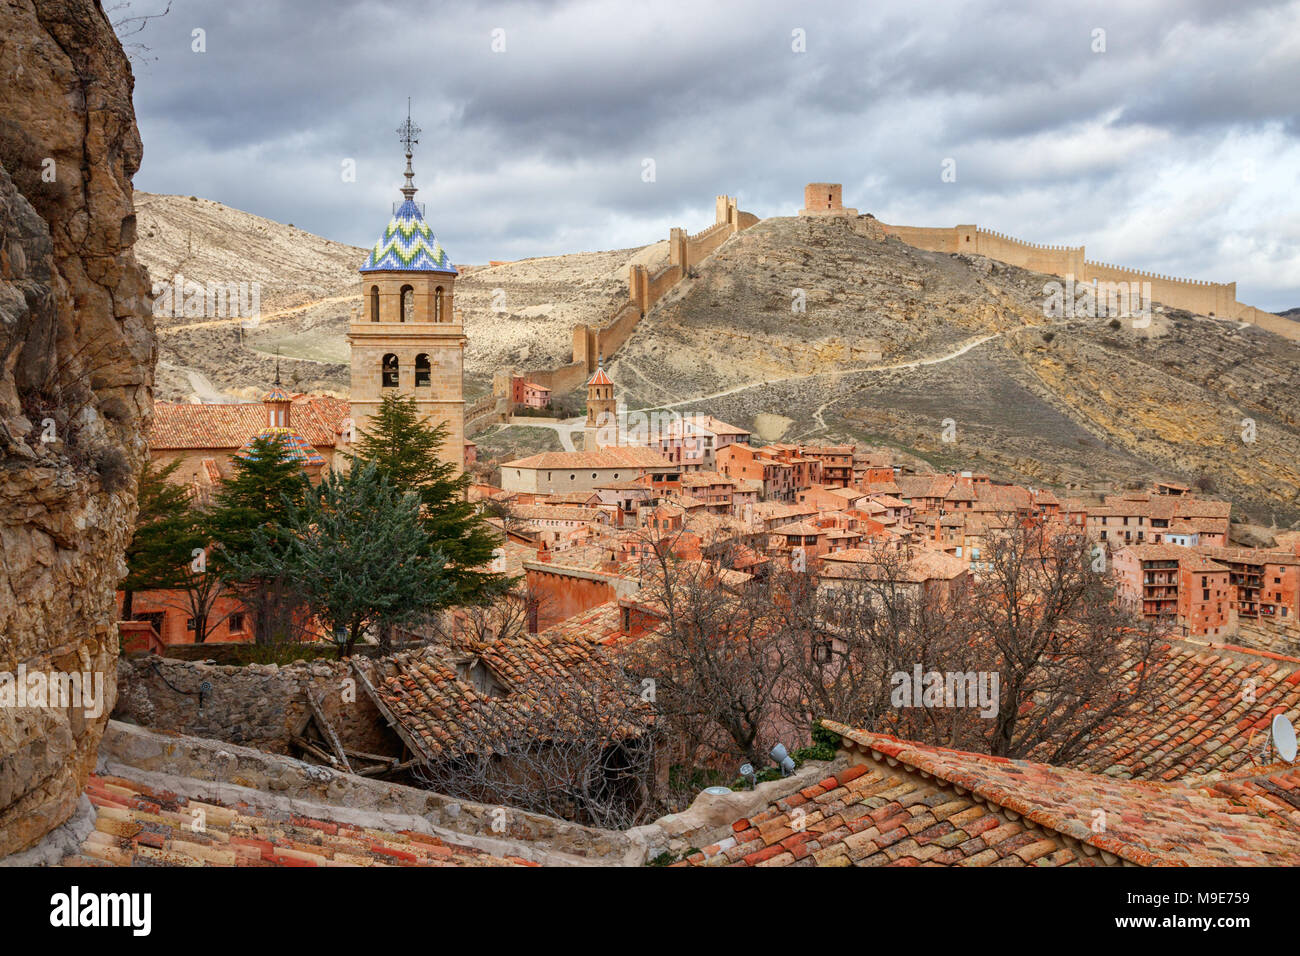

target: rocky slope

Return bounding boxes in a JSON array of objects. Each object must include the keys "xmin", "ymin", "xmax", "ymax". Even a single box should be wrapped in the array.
[
  {"xmin": 610, "ymin": 215, "xmax": 1300, "ymax": 523},
  {"xmin": 135, "ymin": 193, "xmax": 663, "ymax": 401},
  {"xmin": 133, "ymin": 195, "xmax": 1299, "ymax": 523},
  {"xmin": 0, "ymin": 0, "xmax": 153, "ymax": 855}
]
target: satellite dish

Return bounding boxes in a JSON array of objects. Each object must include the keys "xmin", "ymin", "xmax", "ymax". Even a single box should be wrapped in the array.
[{"xmin": 1271, "ymin": 715, "xmax": 1297, "ymax": 764}]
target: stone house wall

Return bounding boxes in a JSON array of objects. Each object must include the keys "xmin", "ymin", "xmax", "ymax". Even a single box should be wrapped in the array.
[{"xmin": 113, "ymin": 656, "xmax": 394, "ymax": 758}]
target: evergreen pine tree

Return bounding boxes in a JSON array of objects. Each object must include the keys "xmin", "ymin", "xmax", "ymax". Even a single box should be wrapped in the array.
[
  {"xmin": 121, "ymin": 457, "xmax": 203, "ymax": 620},
  {"xmin": 206, "ymin": 434, "xmax": 310, "ymax": 562},
  {"xmin": 347, "ymin": 394, "xmax": 506, "ymax": 604},
  {"xmin": 205, "ymin": 434, "xmax": 312, "ymax": 643},
  {"xmin": 230, "ymin": 463, "xmax": 456, "ymax": 657}
]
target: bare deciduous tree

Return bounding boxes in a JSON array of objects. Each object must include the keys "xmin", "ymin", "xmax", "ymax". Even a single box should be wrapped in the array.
[
  {"xmin": 621, "ymin": 524, "xmax": 793, "ymax": 780},
  {"xmin": 627, "ymin": 518, "xmax": 1167, "ymax": 796},
  {"xmin": 775, "ymin": 542, "xmax": 976, "ymax": 747},
  {"xmin": 412, "ymin": 673, "xmax": 658, "ymax": 830},
  {"xmin": 964, "ymin": 522, "xmax": 1167, "ymax": 761}
]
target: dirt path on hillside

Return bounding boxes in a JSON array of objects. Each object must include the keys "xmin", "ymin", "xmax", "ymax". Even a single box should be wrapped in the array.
[
  {"xmin": 632, "ymin": 331, "xmax": 1004, "ymax": 414},
  {"xmin": 156, "ymin": 294, "xmax": 355, "ymax": 335},
  {"xmin": 498, "ymin": 417, "xmax": 588, "ymax": 451},
  {"xmin": 158, "ymin": 361, "xmax": 239, "ymax": 403}
]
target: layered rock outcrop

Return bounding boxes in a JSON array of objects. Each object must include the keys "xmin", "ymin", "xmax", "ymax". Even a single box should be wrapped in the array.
[{"xmin": 0, "ymin": 0, "xmax": 153, "ymax": 855}]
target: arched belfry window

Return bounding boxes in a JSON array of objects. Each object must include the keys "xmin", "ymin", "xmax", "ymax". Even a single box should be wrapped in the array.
[
  {"xmin": 400, "ymin": 285, "xmax": 414, "ymax": 323},
  {"xmin": 382, "ymin": 353, "xmax": 399, "ymax": 388},
  {"xmin": 415, "ymin": 353, "xmax": 431, "ymax": 388},
  {"xmin": 435, "ymin": 286, "xmax": 446, "ymax": 322},
  {"xmin": 370, "ymin": 286, "xmax": 380, "ymax": 322}
]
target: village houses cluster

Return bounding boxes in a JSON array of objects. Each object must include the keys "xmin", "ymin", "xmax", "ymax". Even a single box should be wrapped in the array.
[
  {"xmin": 136, "ymin": 347, "xmax": 1300, "ymax": 651},
  {"xmin": 86, "ymin": 146, "xmax": 1300, "ymax": 872}
]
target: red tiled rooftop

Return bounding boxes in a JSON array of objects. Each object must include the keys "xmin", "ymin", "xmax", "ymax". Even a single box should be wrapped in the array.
[
  {"xmin": 1048, "ymin": 643, "xmax": 1300, "ymax": 781},
  {"xmin": 67, "ymin": 774, "xmax": 531, "ymax": 867},
  {"xmin": 364, "ymin": 635, "xmax": 654, "ymax": 761},
  {"xmin": 680, "ymin": 723, "xmax": 1300, "ymax": 867},
  {"xmin": 149, "ymin": 395, "xmax": 349, "ymax": 450}
]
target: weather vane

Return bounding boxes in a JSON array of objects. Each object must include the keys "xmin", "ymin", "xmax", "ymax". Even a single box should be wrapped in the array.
[{"xmin": 396, "ymin": 97, "xmax": 420, "ymax": 155}]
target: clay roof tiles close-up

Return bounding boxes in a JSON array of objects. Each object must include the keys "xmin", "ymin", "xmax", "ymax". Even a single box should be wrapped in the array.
[
  {"xmin": 1045, "ymin": 643, "xmax": 1300, "ymax": 781},
  {"xmin": 66, "ymin": 774, "xmax": 530, "ymax": 868},
  {"xmin": 679, "ymin": 722, "xmax": 1300, "ymax": 868},
  {"xmin": 363, "ymin": 634, "xmax": 654, "ymax": 762}
]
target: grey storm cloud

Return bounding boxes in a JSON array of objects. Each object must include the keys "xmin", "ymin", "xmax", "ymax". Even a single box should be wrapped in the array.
[{"xmin": 120, "ymin": 0, "xmax": 1300, "ymax": 310}]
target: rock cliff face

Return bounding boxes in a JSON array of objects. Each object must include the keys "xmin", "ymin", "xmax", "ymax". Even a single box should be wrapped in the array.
[{"xmin": 0, "ymin": 0, "xmax": 153, "ymax": 856}]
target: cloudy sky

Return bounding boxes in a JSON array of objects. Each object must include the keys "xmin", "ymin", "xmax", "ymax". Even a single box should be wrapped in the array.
[{"xmin": 118, "ymin": 0, "xmax": 1300, "ymax": 310}]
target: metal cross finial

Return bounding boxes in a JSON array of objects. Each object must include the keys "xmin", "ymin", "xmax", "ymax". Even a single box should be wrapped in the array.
[
  {"xmin": 397, "ymin": 98, "xmax": 422, "ymax": 204},
  {"xmin": 397, "ymin": 97, "xmax": 421, "ymax": 155}
]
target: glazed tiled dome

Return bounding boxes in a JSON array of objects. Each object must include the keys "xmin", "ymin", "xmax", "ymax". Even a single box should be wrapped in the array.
[{"xmin": 359, "ymin": 199, "xmax": 456, "ymax": 274}]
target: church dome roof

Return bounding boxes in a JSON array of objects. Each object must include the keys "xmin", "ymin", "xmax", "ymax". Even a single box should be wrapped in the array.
[
  {"xmin": 262, "ymin": 384, "xmax": 292, "ymax": 403},
  {"xmin": 236, "ymin": 427, "xmax": 325, "ymax": 468},
  {"xmin": 359, "ymin": 199, "xmax": 456, "ymax": 274}
]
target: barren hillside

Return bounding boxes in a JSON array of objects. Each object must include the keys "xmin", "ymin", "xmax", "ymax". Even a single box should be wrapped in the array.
[
  {"xmin": 135, "ymin": 195, "xmax": 1300, "ymax": 523},
  {"xmin": 134, "ymin": 193, "xmax": 663, "ymax": 401},
  {"xmin": 609, "ymin": 215, "xmax": 1300, "ymax": 523}
]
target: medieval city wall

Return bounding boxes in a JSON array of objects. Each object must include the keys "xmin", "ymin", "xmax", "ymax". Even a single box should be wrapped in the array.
[
  {"xmin": 879, "ymin": 223, "xmax": 964, "ymax": 254},
  {"xmin": 682, "ymin": 219, "xmax": 733, "ymax": 265},
  {"xmin": 489, "ymin": 195, "xmax": 758, "ymax": 417},
  {"xmin": 877, "ymin": 219, "xmax": 1295, "ymax": 339},
  {"xmin": 976, "ymin": 228, "xmax": 1085, "ymax": 278},
  {"xmin": 1083, "ymin": 259, "xmax": 1234, "ymax": 318},
  {"xmin": 596, "ymin": 301, "xmax": 645, "ymax": 358},
  {"xmin": 575, "ymin": 197, "xmax": 752, "ymax": 370}
]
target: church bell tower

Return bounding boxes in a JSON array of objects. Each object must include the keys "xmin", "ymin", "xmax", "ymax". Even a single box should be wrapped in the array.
[
  {"xmin": 348, "ymin": 104, "xmax": 466, "ymax": 473},
  {"xmin": 583, "ymin": 357, "xmax": 617, "ymax": 452}
]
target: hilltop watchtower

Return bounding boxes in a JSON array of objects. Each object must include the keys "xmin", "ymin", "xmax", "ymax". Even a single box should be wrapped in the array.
[
  {"xmin": 348, "ymin": 107, "xmax": 466, "ymax": 474},
  {"xmin": 799, "ymin": 182, "xmax": 858, "ymax": 217}
]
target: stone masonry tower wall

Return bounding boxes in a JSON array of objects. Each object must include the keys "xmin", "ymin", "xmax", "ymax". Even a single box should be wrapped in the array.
[
  {"xmin": 350, "ymin": 129, "xmax": 467, "ymax": 474},
  {"xmin": 806, "ymin": 183, "xmax": 841, "ymax": 213},
  {"xmin": 349, "ymin": 270, "xmax": 466, "ymax": 475},
  {"xmin": 799, "ymin": 182, "xmax": 858, "ymax": 217}
]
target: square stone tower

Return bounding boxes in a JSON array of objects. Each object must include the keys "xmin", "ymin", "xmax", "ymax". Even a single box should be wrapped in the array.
[
  {"xmin": 584, "ymin": 359, "xmax": 617, "ymax": 452},
  {"xmin": 348, "ymin": 117, "xmax": 466, "ymax": 474},
  {"xmin": 799, "ymin": 182, "xmax": 858, "ymax": 217}
]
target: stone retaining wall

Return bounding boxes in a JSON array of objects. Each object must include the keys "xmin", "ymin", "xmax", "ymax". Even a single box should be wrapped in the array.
[{"xmin": 113, "ymin": 656, "xmax": 392, "ymax": 757}]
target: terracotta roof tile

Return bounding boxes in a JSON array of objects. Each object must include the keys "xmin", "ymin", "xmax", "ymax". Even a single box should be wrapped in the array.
[
  {"xmin": 504, "ymin": 447, "xmax": 675, "ymax": 470},
  {"xmin": 1047, "ymin": 643, "xmax": 1300, "ymax": 780},
  {"xmin": 683, "ymin": 722, "xmax": 1300, "ymax": 867},
  {"xmin": 149, "ymin": 396, "xmax": 349, "ymax": 450},
  {"xmin": 68, "ymin": 774, "xmax": 526, "ymax": 867},
  {"xmin": 365, "ymin": 632, "xmax": 654, "ymax": 761}
]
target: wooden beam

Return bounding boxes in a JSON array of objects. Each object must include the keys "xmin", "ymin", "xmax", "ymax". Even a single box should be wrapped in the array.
[
  {"xmin": 340, "ymin": 746, "xmax": 400, "ymax": 765},
  {"xmin": 292, "ymin": 734, "xmax": 337, "ymax": 767},
  {"xmin": 290, "ymin": 698, "xmax": 315, "ymax": 738},
  {"xmin": 355, "ymin": 757, "xmax": 422, "ymax": 778},
  {"xmin": 349, "ymin": 658, "xmax": 431, "ymax": 762},
  {"xmin": 307, "ymin": 691, "xmax": 353, "ymax": 774}
]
